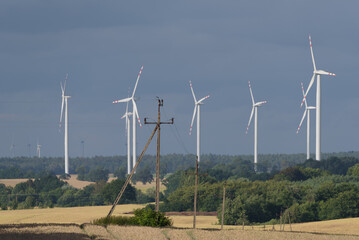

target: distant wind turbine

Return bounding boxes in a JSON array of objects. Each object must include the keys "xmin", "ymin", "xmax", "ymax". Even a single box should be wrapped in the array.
[
  {"xmin": 60, "ymin": 73, "xmax": 71, "ymax": 175},
  {"xmin": 10, "ymin": 136, "xmax": 15, "ymax": 158},
  {"xmin": 121, "ymin": 89, "xmax": 133, "ymax": 175},
  {"xmin": 189, "ymin": 80, "xmax": 210, "ymax": 163},
  {"xmin": 246, "ymin": 81, "xmax": 267, "ymax": 172},
  {"xmin": 301, "ymin": 35, "xmax": 335, "ymax": 161},
  {"xmin": 113, "ymin": 66, "xmax": 143, "ymax": 170},
  {"xmin": 37, "ymin": 139, "xmax": 42, "ymax": 158},
  {"xmin": 296, "ymin": 82, "xmax": 316, "ymax": 160}
]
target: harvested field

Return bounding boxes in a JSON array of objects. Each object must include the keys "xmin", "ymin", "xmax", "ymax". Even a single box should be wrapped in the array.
[
  {"xmin": 2, "ymin": 204, "xmax": 359, "ymax": 237},
  {"xmin": 0, "ymin": 178, "xmax": 34, "ymax": 187},
  {"xmin": 0, "ymin": 175, "xmax": 165, "ymax": 191},
  {"xmin": 1, "ymin": 224, "xmax": 359, "ymax": 240},
  {"xmin": 0, "ymin": 204, "xmax": 146, "ymax": 224}
]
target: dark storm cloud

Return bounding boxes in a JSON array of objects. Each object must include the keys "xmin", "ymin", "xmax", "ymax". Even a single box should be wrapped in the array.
[{"xmin": 0, "ymin": 1, "xmax": 358, "ymax": 157}]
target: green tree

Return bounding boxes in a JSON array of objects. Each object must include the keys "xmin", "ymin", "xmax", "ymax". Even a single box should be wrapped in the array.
[
  {"xmin": 132, "ymin": 165, "xmax": 153, "ymax": 184},
  {"xmin": 114, "ymin": 166, "xmax": 127, "ymax": 179},
  {"xmin": 100, "ymin": 179, "xmax": 136, "ymax": 204},
  {"xmin": 347, "ymin": 163, "xmax": 359, "ymax": 176}
]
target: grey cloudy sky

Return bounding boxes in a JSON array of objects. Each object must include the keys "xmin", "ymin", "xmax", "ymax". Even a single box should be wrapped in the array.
[{"xmin": 0, "ymin": 1, "xmax": 358, "ymax": 157}]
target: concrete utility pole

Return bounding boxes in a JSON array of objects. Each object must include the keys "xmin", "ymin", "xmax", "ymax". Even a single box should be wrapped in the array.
[{"xmin": 144, "ymin": 98, "xmax": 174, "ymax": 212}]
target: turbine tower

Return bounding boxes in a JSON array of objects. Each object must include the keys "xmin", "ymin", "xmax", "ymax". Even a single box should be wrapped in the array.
[
  {"xmin": 113, "ymin": 66, "xmax": 143, "ymax": 171},
  {"xmin": 60, "ymin": 73, "xmax": 71, "ymax": 175},
  {"xmin": 10, "ymin": 136, "xmax": 15, "ymax": 158},
  {"xmin": 121, "ymin": 95, "xmax": 133, "ymax": 175},
  {"xmin": 301, "ymin": 35, "xmax": 335, "ymax": 161},
  {"xmin": 36, "ymin": 139, "xmax": 42, "ymax": 158},
  {"xmin": 296, "ymin": 82, "xmax": 316, "ymax": 160},
  {"xmin": 189, "ymin": 80, "xmax": 210, "ymax": 164},
  {"xmin": 246, "ymin": 81, "xmax": 267, "ymax": 172}
]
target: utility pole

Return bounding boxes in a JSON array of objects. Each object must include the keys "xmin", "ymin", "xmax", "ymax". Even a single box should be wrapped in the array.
[
  {"xmin": 81, "ymin": 140, "xmax": 85, "ymax": 158},
  {"xmin": 107, "ymin": 124, "xmax": 159, "ymax": 217},
  {"xmin": 221, "ymin": 182, "xmax": 226, "ymax": 230},
  {"xmin": 144, "ymin": 98, "xmax": 174, "ymax": 212},
  {"xmin": 186, "ymin": 156, "xmax": 207, "ymax": 229}
]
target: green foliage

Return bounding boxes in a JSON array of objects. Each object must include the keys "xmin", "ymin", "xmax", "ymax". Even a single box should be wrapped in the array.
[
  {"xmin": 100, "ymin": 179, "xmax": 136, "ymax": 204},
  {"xmin": 285, "ymin": 202, "xmax": 319, "ymax": 223},
  {"xmin": 347, "ymin": 163, "xmax": 359, "ymax": 176},
  {"xmin": 132, "ymin": 165, "xmax": 153, "ymax": 184},
  {"xmin": 93, "ymin": 208, "xmax": 172, "ymax": 227},
  {"xmin": 114, "ymin": 166, "xmax": 127, "ymax": 179},
  {"xmin": 217, "ymin": 196, "xmax": 247, "ymax": 225},
  {"xmin": 92, "ymin": 215, "xmax": 137, "ymax": 226},
  {"xmin": 132, "ymin": 208, "xmax": 173, "ymax": 227}
]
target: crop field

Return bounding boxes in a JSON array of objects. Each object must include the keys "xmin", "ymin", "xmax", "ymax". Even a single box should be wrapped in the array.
[
  {"xmin": 0, "ymin": 175, "xmax": 165, "ymax": 191},
  {"xmin": 1, "ymin": 204, "xmax": 359, "ymax": 239},
  {"xmin": 1, "ymin": 223, "xmax": 359, "ymax": 240}
]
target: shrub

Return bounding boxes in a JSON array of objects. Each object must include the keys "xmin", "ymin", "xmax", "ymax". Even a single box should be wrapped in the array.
[
  {"xmin": 133, "ymin": 207, "xmax": 172, "ymax": 227},
  {"xmin": 93, "ymin": 207, "xmax": 172, "ymax": 227}
]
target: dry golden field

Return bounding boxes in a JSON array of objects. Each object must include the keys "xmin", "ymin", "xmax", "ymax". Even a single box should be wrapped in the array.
[
  {"xmin": 1, "ymin": 224, "xmax": 359, "ymax": 240},
  {"xmin": 0, "ymin": 174, "xmax": 166, "ymax": 191},
  {"xmin": 1, "ymin": 204, "xmax": 359, "ymax": 237}
]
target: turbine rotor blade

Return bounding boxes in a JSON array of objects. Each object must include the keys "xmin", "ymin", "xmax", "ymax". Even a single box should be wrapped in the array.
[
  {"xmin": 246, "ymin": 107, "xmax": 255, "ymax": 134},
  {"xmin": 296, "ymin": 109, "xmax": 308, "ymax": 134},
  {"xmin": 248, "ymin": 81, "xmax": 255, "ymax": 105},
  {"xmin": 317, "ymin": 70, "xmax": 336, "ymax": 76},
  {"xmin": 198, "ymin": 95, "xmax": 210, "ymax": 104},
  {"xmin": 189, "ymin": 80, "xmax": 197, "ymax": 103},
  {"xmin": 132, "ymin": 100, "xmax": 142, "ymax": 127},
  {"xmin": 189, "ymin": 105, "xmax": 197, "ymax": 135},
  {"xmin": 59, "ymin": 96, "xmax": 64, "ymax": 129},
  {"xmin": 301, "ymin": 82, "xmax": 308, "ymax": 109},
  {"xmin": 113, "ymin": 97, "xmax": 132, "ymax": 104},
  {"xmin": 309, "ymin": 35, "xmax": 317, "ymax": 71},
  {"xmin": 131, "ymin": 66, "xmax": 143, "ymax": 98},
  {"xmin": 301, "ymin": 73, "xmax": 315, "ymax": 108}
]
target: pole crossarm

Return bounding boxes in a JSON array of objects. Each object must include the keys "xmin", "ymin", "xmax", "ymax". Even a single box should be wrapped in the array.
[{"xmin": 107, "ymin": 124, "xmax": 159, "ymax": 218}]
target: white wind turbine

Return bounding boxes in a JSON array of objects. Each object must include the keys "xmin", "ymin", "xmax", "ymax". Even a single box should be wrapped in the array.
[
  {"xmin": 246, "ymin": 81, "xmax": 267, "ymax": 172},
  {"xmin": 36, "ymin": 139, "xmax": 42, "ymax": 158},
  {"xmin": 189, "ymin": 80, "xmax": 210, "ymax": 164},
  {"xmin": 297, "ymin": 82, "xmax": 316, "ymax": 160},
  {"xmin": 113, "ymin": 66, "xmax": 143, "ymax": 170},
  {"xmin": 10, "ymin": 136, "xmax": 15, "ymax": 158},
  {"xmin": 121, "ymin": 92, "xmax": 133, "ymax": 175},
  {"xmin": 301, "ymin": 35, "xmax": 335, "ymax": 161},
  {"xmin": 60, "ymin": 73, "xmax": 71, "ymax": 175}
]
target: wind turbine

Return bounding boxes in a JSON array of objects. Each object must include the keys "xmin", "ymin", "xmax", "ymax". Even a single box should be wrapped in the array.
[
  {"xmin": 10, "ymin": 136, "xmax": 15, "ymax": 158},
  {"xmin": 113, "ymin": 66, "xmax": 143, "ymax": 170},
  {"xmin": 246, "ymin": 81, "xmax": 267, "ymax": 172},
  {"xmin": 121, "ymin": 91, "xmax": 133, "ymax": 175},
  {"xmin": 301, "ymin": 35, "xmax": 335, "ymax": 161},
  {"xmin": 60, "ymin": 73, "xmax": 71, "ymax": 175},
  {"xmin": 36, "ymin": 139, "xmax": 42, "ymax": 158},
  {"xmin": 189, "ymin": 80, "xmax": 210, "ymax": 164},
  {"xmin": 296, "ymin": 82, "xmax": 316, "ymax": 160}
]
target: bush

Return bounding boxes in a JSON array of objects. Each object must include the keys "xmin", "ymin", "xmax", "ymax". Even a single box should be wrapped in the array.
[
  {"xmin": 133, "ymin": 208, "xmax": 172, "ymax": 227},
  {"xmin": 92, "ymin": 207, "xmax": 172, "ymax": 227}
]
